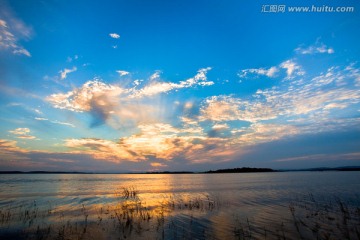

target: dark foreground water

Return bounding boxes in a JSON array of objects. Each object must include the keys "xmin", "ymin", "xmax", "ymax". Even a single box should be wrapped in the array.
[{"xmin": 0, "ymin": 171, "xmax": 359, "ymax": 239}]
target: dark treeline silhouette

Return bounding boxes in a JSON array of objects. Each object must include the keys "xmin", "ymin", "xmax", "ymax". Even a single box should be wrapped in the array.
[{"xmin": 205, "ymin": 167, "xmax": 275, "ymax": 173}]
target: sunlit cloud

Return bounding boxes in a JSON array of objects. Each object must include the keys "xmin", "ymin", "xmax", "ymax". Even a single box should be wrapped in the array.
[
  {"xmin": 46, "ymin": 80, "xmax": 123, "ymax": 112},
  {"xmin": 199, "ymin": 95, "xmax": 277, "ymax": 122},
  {"xmin": 0, "ymin": 139, "xmax": 107, "ymax": 171},
  {"xmin": 63, "ymin": 122, "xmax": 235, "ymax": 164},
  {"xmin": 9, "ymin": 128, "xmax": 36, "ymax": 139},
  {"xmin": 59, "ymin": 66, "xmax": 77, "ymax": 80},
  {"xmin": 150, "ymin": 162, "xmax": 167, "ymax": 167},
  {"xmin": 46, "ymin": 68, "xmax": 213, "ymax": 127},
  {"xmin": 0, "ymin": 139, "xmax": 29, "ymax": 161}
]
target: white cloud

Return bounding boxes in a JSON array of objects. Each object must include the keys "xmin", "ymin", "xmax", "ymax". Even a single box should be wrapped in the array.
[
  {"xmin": 109, "ymin": 33, "xmax": 120, "ymax": 39},
  {"xmin": 131, "ymin": 67, "xmax": 213, "ymax": 98},
  {"xmin": 280, "ymin": 59, "xmax": 304, "ymax": 78},
  {"xmin": 239, "ymin": 60, "xmax": 303, "ymax": 80},
  {"xmin": 35, "ymin": 117, "xmax": 48, "ymax": 121},
  {"xmin": 46, "ymin": 80, "xmax": 123, "ymax": 112},
  {"xmin": 133, "ymin": 79, "xmax": 141, "ymax": 86},
  {"xmin": 13, "ymin": 48, "xmax": 31, "ymax": 57},
  {"xmin": 239, "ymin": 66, "xmax": 279, "ymax": 78},
  {"xmin": 149, "ymin": 70, "xmax": 161, "ymax": 81},
  {"xmin": 295, "ymin": 42, "xmax": 335, "ymax": 55},
  {"xmin": 51, "ymin": 120, "xmax": 75, "ymax": 128},
  {"xmin": 201, "ymin": 65, "xmax": 360, "ymax": 131},
  {"xmin": 67, "ymin": 55, "xmax": 79, "ymax": 63},
  {"xmin": 274, "ymin": 152, "xmax": 360, "ymax": 162},
  {"xmin": 59, "ymin": 67, "xmax": 77, "ymax": 80},
  {"xmin": 34, "ymin": 109, "xmax": 43, "ymax": 115},
  {"xmin": 0, "ymin": 18, "xmax": 32, "ymax": 57},
  {"xmin": 116, "ymin": 70, "xmax": 130, "ymax": 76},
  {"xmin": 35, "ymin": 117, "xmax": 75, "ymax": 127}
]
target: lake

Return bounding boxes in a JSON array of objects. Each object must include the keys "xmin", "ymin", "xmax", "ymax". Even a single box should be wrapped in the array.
[{"xmin": 0, "ymin": 171, "xmax": 359, "ymax": 239}]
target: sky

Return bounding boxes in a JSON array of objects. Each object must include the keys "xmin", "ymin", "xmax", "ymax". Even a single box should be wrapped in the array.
[{"xmin": 0, "ymin": 0, "xmax": 360, "ymax": 172}]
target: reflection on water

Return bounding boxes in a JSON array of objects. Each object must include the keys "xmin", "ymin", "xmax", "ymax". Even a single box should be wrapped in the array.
[{"xmin": 0, "ymin": 172, "xmax": 359, "ymax": 239}]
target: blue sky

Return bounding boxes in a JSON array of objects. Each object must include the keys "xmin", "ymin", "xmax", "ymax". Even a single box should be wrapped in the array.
[{"xmin": 0, "ymin": 0, "xmax": 360, "ymax": 172}]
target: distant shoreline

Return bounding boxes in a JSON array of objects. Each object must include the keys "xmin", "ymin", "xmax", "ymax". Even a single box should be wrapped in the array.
[{"xmin": 1, "ymin": 166, "xmax": 360, "ymax": 174}]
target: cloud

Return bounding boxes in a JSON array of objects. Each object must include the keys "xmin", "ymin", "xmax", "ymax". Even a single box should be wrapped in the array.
[
  {"xmin": 237, "ymin": 123, "xmax": 299, "ymax": 145},
  {"xmin": 64, "ymin": 122, "xmax": 234, "ymax": 164},
  {"xmin": 150, "ymin": 162, "xmax": 167, "ymax": 167},
  {"xmin": 52, "ymin": 120, "xmax": 75, "ymax": 128},
  {"xmin": 200, "ymin": 64, "xmax": 360, "ymax": 141},
  {"xmin": 238, "ymin": 66, "xmax": 279, "ymax": 78},
  {"xmin": 150, "ymin": 70, "xmax": 161, "ymax": 81},
  {"xmin": 0, "ymin": 121, "xmax": 233, "ymax": 167},
  {"xmin": 59, "ymin": 67, "xmax": 77, "ymax": 80},
  {"xmin": 131, "ymin": 67, "xmax": 213, "ymax": 98},
  {"xmin": 199, "ymin": 95, "xmax": 278, "ymax": 122},
  {"xmin": 46, "ymin": 80, "xmax": 121, "ymax": 112},
  {"xmin": 0, "ymin": 4, "xmax": 33, "ymax": 57},
  {"xmin": 109, "ymin": 33, "xmax": 120, "ymax": 39},
  {"xmin": 9, "ymin": 128, "xmax": 36, "ymax": 139},
  {"xmin": 12, "ymin": 48, "xmax": 31, "ymax": 57},
  {"xmin": 67, "ymin": 55, "xmax": 78, "ymax": 63},
  {"xmin": 0, "ymin": 139, "xmax": 119, "ymax": 171},
  {"xmin": 65, "ymin": 138, "xmax": 137, "ymax": 162},
  {"xmin": 35, "ymin": 117, "xmax": 75, "ymax": 127},
  {"xmin": 35, "ymin": 117, "xmax": 48, "ymax": 121},
  {"xmin": 280, "ymin": 59, "xmax": 304, "ymax": 78},
  {"xmin": 116, "ymin": 70, "xmax": 130, "ymax": 76},
  {"xmin": 46, "ymin": 68, "xmax": 213, "ymax": 127},
  {"xmin": 0, "ymin": 139, "xmax": 29, "ymax": 161},
  {"xmin": 239, "ymin": 60, "xmax": 303, "ymax": 80},
  {"xmin": 295, "ymin": 42, "xmax": 334, "ymax": 55},
  {"xmin": 274, "ymin": 152, "xmax": 360, "ymax": 162}
]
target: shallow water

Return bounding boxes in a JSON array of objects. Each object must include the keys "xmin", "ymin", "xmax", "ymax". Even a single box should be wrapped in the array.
[{"xmin": 0, "ymin": 171, "xmax": 359, "ymax": 239}]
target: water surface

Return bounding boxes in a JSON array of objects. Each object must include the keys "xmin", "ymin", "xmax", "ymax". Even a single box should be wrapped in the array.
[{"xmin": 0, "ymin": 171, "xmax": 359, "ymax": 239}]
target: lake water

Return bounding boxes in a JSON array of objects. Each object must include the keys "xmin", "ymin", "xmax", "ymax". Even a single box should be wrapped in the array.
[{"xmin": 0, "ymin": 171, "xmax": 359, "ymax": 239}]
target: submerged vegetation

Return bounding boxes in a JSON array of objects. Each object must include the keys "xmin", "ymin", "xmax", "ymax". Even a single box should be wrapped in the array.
[{"xmin": 0, "ymin": 187, "xmax": 359, "ymax": 239}]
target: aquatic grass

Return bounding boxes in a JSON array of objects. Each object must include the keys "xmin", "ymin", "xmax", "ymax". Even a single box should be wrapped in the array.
[
  {"xmin": 1, "ymin": 189, "xmax": 360, "ymax": 240},
  {"xmin": 116, "ymin": 186, "xmax": 139, "ymax": 200},
  {"xmin": 289, "ymin": 194, "xmax": 360, "ymax": 240}
]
